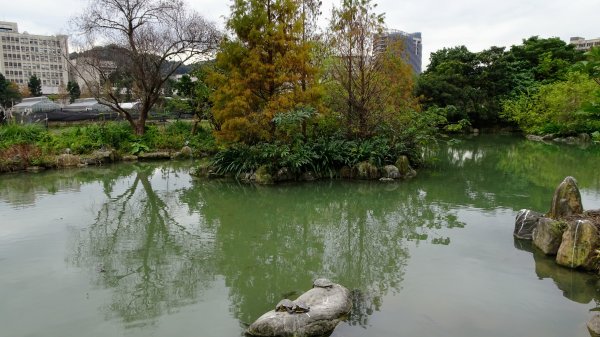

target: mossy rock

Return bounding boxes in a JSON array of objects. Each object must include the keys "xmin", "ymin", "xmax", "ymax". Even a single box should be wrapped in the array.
[
  {"xmin": 356, "ymin": 161, "xmax": 380, "ymax": 180},
  {"xmin": 56, "ymin": 154, "xmax": 81, "ymax": 167},
  {"xmin": 556, "ymin": 220, "xmax": 600, "ymax": 270},
  {"xmin": 588, "ymin": 315, "xmax": 600, "ymax": 337},
  {"xmin": 548, "ymin": 176, "xmax": 583, "ymax": 219},
  {"xmin": 190, "ymin": 160, "xmax": 213, "ymax": 178},
  {"xmin": 138, "ymin": 152, "xmax": 171, "ymax": 161},
  {"xmin": 395, "ymin": 155, "xmax": 417, "ymax": 178},
  {"xmin": 532, "ymin": 217, "xmax": 565, "ymax": 255},
  {"xmin": 339, "ymin": 166, "xmax": 354, "ymax": 179},
  {"xmin": 255, "ymin": 165, "xmax": 274, "ymax": 185},
  {"xmin": 82, "ymin": 149, "xmax": 119, "ymax": 165}
]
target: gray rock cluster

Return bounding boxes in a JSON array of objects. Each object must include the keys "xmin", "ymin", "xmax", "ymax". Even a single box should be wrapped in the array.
[
  {"xmin": 514, "ymin": 177, "xmax": 600, "ymax": 335},
  {"xmin": 514, "ymin": 176, "xmax": 600, "ymax": 271},
  {"xmin": 526, "ymin": 133, "xmax": 594, "ymax": 145}
]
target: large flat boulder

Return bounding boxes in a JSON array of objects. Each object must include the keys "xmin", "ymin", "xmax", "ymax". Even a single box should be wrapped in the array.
[{"xmin": 247, "ymin": 281, "xmax": 352, "ymax": 337}]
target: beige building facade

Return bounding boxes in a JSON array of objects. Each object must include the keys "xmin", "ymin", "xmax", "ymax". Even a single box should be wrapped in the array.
[
  {"xmin": 0, "ymin": 21, "xmax": 69, "ymax": 94},
  {"xmin": 569, "ymin": 36, "xmax": 600, "ymax": 51}
]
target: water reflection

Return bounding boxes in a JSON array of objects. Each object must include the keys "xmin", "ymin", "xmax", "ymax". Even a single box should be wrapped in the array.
[
  {"xmin": 0, "ymin": 170, "xmax": 87, "ymax": 207},
  {"xmin": 179, "ymin": 179, "xmax": 465, "ymax": 326},
  {"xmin": 3, "ymin": 135, "xmax": 600, "ymax": 334},
  {"xmin": 497, "ymin": 140, "xmax": 600, "ymax": 191},
  {"xmin": 514, "ymin": 239, "xmax": 599, "ymax": 305},
  {"xmin": 68, "ymin": 164, "xmax": 217, "ymax": 326},
  {"xmin": 432, "ymin": 136, "xmax": 600, "ymax": 212},
  {"xmin": 63, "ymin": 166, "xmax": 465, "ymax": 329}
]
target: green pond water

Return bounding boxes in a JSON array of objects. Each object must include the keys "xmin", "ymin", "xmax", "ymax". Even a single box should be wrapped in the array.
[{"xmin": 2, "ymin": 135, "xmax": 600, "ymax": 337}]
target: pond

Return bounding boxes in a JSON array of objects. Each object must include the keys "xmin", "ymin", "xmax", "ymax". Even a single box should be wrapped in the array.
[{"xmin": 1, "ymin": 134, "xmax": 600, "ymax": 337}]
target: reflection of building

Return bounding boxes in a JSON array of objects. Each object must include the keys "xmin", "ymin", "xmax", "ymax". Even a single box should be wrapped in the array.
[
  {"xmin": 374, "ymin": 29, "xmax": 422, "ymax": 74},
  {"xmin": 0, "ymin": 21, "xmax": 69, "ymax": 94},
  {"xmin": 569, "ymin": 37, "xmax": 600, "ymax": 51}
]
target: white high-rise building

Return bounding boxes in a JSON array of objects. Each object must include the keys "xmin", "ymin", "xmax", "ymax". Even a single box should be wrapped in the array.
[{"xmin": 0, "ymin": 21, "xmax": 69, "ymax": 94}]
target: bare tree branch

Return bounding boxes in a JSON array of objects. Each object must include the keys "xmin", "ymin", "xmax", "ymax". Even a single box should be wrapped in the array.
[{"xmin": 70, "ymin": 0, "xmax": 222, "ymax": 135}]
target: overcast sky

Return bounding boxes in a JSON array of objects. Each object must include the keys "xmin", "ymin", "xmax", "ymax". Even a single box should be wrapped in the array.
[{"xmin": 2, "ymin": 0, "xmax": 599, "ymax": 69}]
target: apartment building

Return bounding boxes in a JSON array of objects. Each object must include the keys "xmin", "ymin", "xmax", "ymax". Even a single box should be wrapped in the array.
[
  {"xmin": 374, "ymin": 30, "xmax": 422, "ymax": 74},
  {"xmin": 0, "ymin": 21, "xmax": 69, "ymax": 94},
  {"xmin": 569, "ymin": 37, "xmax": 600, "ymax": 51}
]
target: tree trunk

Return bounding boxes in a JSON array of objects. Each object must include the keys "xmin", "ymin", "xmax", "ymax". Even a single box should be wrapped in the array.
[
  {"xmin": 191, "ymin": 116, "xmax": 199, "ymax": 136},
  {"xmin": 134, "ymin": 121, "xmax": 145, "ymax": 136}
]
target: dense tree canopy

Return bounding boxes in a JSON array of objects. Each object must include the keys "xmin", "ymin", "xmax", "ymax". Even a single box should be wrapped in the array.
[
  {"xmin": 417, "ymin": 36, "xmax": 584, "ymax": 128},
  {"xmin": 209, "ymin": 0, "xmax": 323, "ymax": 144}
]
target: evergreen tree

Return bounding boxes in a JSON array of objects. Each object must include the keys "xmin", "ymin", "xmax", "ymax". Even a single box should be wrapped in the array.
[
  {"xmin": 0, "ymin": 73, "xmax": 21, "ymax": 107},
  {"xmin": 0, "ymin": 73, "xmax": 22, "ymax": 122},
  {"xmin": 0, "ymin": 73, "xmax": 10, "ymax": 107},
  {"xmin": 28, "ymin": 75, "xmax": 42, "ymax": 97},
  {"xmin": 66, "ymin": 81, "xmax": 81, "ymax": 103}
]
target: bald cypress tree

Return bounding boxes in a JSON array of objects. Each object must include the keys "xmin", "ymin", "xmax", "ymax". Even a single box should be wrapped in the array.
[{"xmin": 210, "ymin": 0, "xmax": 322, "ymax": 144}]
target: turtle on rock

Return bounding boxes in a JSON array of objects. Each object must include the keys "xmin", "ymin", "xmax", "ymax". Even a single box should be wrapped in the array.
[
  {"xmin": 312, "ymin": 278, "xmax": 334, "ymax": 289},
  {"xmin": 275, "ymin": 299, "xmax": 295, "ymax": 313},
  {"xmin": 292, "ymin": 300, "xmax": 310, "ymax": 313}
]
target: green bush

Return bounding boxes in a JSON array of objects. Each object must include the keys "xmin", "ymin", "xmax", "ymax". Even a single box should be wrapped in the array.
[
  {"xmin": 0, "ymin": 120, "xmax": 216, "ymax": 156},
  {"xmin": 501, "ymin": 72, "xmax": 599, "ymax": 135},
  {"xmin": 211, "ymin": 135, "xmax": 423, "ymax": 177},
  {"xmin": 48, "ymin": 122, "xmax": 134, "ymax": 153},
  {"xmin": 0, "ymin": 123, "xmax": 47, "ymax": 149}
]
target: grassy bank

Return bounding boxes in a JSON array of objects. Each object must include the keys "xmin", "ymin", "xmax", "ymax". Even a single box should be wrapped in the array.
[{"xmin": 0, "ymin": 121, "xmax": 216, "ymax": 172}]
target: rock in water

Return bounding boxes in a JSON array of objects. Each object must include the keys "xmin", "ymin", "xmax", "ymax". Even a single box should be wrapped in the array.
[
  {"xmin": 556, "ymin": 220, "xmax": 600, "ymax": 270},
  {"xmin": 549, "ymin": 176, "xmax": 583, "ymax": 219},
  {"xmin": 532, "ymin": 218, "xmax": 566, "ymax": 255},
  {"xmin": 356, "ymin": 162, "xmax": 380, "ymax": 180},
  {"xmin": 247, "ymin": 281, "xmax": 352, "ymax": 337},
  {"xmin": 514, "ymin": 209, "xmax": 543, "ymax": 240},
  {"xmin": 588, "ymin": 315, "xmax": 600, "ymax": 337},
  {"xmin": 382, "ymin": 165, "xmax": 401, "ymax": 179},
  {"xmin": 395, "ymin": 155, "xmax": 417, "ymax": 179}
]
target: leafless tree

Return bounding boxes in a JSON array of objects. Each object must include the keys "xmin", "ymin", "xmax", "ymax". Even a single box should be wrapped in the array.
[
  {"xmin": 328, "ymin": 0, "xmax": 385, "ymax": 138},
  {"xmin": 71, "ymin": 0, "xmax": 221, "ymax": 135}
]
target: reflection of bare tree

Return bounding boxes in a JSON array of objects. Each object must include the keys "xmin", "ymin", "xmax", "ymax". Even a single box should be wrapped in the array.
[
  {"xmin": 68, "ymin": 164, "xmax": 217, "ymax": 324},
  {"xmin": 181, "ymin": 180, "xmax": 465, "ymax": 327}
]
